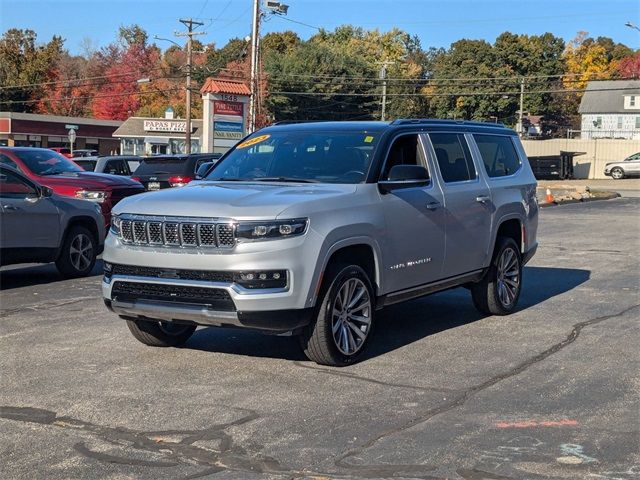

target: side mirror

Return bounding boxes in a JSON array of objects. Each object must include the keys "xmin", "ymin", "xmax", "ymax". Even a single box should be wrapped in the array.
[
  {"xmin": 41, "ymin": 186, "xmax": 54, "ymax": 198},
  {"xmin": 378, "ymin": 165, "xmax": 430, "ymax": 193},
  {"xmin": 195, "ymin": 162, "xmax": 213, "ymax": 180}
]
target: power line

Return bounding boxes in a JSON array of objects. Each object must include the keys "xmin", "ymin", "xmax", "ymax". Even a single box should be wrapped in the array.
[
  {"xmin": 0, "ymin": 87, "xmax": 182, "ymax": 106},
  {"xmin": 273, "ymin": 15, "xmax": 321, "ymax": 31}
]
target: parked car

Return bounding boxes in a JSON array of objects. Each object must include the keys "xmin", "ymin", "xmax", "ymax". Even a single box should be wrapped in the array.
[
  {"xmin": 132, "ymin": 153, "xmax": 221, "ymax": 190},
  {"xmin": 0, "ymin": 165, "xmax": 105, "ymax": 277},
  {"xmin": 0, "ymin": 147, "xmax": 145, "ymax": 227},
  {"xmin": 72, "ymin": 149, "xmax": 98, "ymax": 158},
  {"xmin": 49, "ymin": 147, "xmax": 72, "ymax": 158},
  {"xmin": 103, "ymin": 119, "xmax": 539, "ymax": 366},
  {"xmin": 604, "ymin": 152, "xmax": 640, "ymax": 179},
  {"xmin": 74, "ymin": 156, "xmax": 139, "ymax": 176}
]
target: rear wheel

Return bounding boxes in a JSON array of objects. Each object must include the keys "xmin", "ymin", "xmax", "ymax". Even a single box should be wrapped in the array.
[
  {"xmin": 55, "ymin": 226, "xmax": 97, "ymax": 278},
  {"xmin": 611, "ymin": 167, "xmax": 625, "ymax": 180},
  {"xmin": 471, "ymin": 237, "xmax": 522, "ymax": 315},
  {"xmin": 299, "ymin": 264, "xmax": 375, "ymax": 366},
  {"xmin": 125, "ymin": 317, "xmax": 196, "ymax": 347}
]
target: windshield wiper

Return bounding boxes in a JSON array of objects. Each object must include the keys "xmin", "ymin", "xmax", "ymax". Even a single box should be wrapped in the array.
[
  {"xmin": 253, "ymin": 177, "xmax": 319, "ymax": 183},
  {"xmin": 210, "ymin": 177, "xmax": 245, "ymax": 181}
]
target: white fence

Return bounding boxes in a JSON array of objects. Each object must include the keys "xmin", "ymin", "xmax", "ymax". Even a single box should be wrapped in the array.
[{"xmin": 521, "ymin": 139, "xmax": 640, "ymax": 179}]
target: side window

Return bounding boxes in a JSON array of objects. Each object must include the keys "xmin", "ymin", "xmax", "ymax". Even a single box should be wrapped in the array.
[
  {"xmin": 429, "ymin": 133, "xmax": 476, "ymax": 183},
  {"xmin": 106, "ymin": 160, "xmax": 127, "ymax": 175},
  {"xmin": 0, "ymin": 169, "xmax": 37, "ymax": 198},
  {"xmin": 474, "ymin": 135, "xmax": 521, "ymax": 178},
  {"xmin": 382, "ymin": 134, "xmax": 427, "ymax": 180},
  {"xmin": 0, "ymin": 154, "xmax": 20, "ymax": 171}
]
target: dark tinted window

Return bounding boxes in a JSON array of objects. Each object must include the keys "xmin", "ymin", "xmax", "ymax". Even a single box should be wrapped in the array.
[
  {"xmin": 104, "ymin": 159, "xmax": 128, "ymax": 175},
  {"xmin": 134, "ymin": 157, "xmax": 188, "ymax": 175},
  {"xmin": 430, "ymin": 133, "xmax": 476, "ymax": 183},
  {"xmin": 0, "ymin": 169, "xmax": 37, "ymax": 198},
  {"xmin": 382, "ymin": 134, "xmax": 427, "ymax": 180},
  {"xmin": 474, "ymin": 135, "xmax": 521, "ymax": 177},
  {"xmin": 0, "ymin": 154, "xmax": 19, "ymax": 170},
  {"xmin": 74, "ymin": 160, "xmax": 96, "ymax": 171},
  {"xmin": 13, "ymin": 150, "xmax": 83, "ymax": 175}
]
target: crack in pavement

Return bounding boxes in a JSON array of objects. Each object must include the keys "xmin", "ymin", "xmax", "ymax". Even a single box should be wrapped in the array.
[
  {"xmin": 333, "ymin": 303, "xmax": 640, "ymax": 476},
  {"xmin": 0, "ymin": 405, "xmax": 285, "ymax": 478},
  {"xmin": 292, "ymin": 361, "xmax": 459, "ymax": 394},
  {"xmin": 0, "ymin": 296, "xmax": 96, "ymax": 318}
]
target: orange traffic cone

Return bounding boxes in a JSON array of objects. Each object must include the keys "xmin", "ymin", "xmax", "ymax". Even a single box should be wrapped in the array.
[{"xmin": 545, "ymin": 188, "xmax": 555, "ymax": 204}]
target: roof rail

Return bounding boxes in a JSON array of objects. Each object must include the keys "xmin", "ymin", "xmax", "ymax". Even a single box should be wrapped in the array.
[{"xmin": 391, "ymin": 118, "xmax": 507, "ymax": 128}]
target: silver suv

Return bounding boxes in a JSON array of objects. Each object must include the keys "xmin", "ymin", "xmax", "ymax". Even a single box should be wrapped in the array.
[{"xmin": 103, "ymin": 120, "xmax": 538, "ymax": 366}]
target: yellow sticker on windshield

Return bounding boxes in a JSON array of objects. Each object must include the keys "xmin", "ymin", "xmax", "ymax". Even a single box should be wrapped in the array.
[
  {"xmin": 364, "ymin": 135, "xmax": 374, "ymax": 143},
  {"xmin": 237, "ymin": 134, "xmax": 271, "ymax": 149}
]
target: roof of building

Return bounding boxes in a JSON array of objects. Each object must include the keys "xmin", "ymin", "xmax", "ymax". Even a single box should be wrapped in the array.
[
  {"xmin": 112, "ymin": 117, "xmax": 203, "ymax": 138},
  {"xmin": 578, "ymin": 80, "xmax": 640, "ymax": 114},
  {"xmin": 200, "ymin": 78, "xmax": 251, "ymax": 96},
  {"xmin": 0, "ymin": 111, "xmax": 122, "ymax": 127}
]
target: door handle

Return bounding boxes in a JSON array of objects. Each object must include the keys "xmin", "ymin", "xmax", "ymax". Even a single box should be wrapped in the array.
[
  {"xmin": 426, "ymin": 201, "xmax": 441, "ymax": 210},
  {"xmin": 2, "ymin": 205, "xmax": 19, "ymax": 211},
  {"xmin": 476, "ymin": 195, "xmax": 490, "ymax": 203}
]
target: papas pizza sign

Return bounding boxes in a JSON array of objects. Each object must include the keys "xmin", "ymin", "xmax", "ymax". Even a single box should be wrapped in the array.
[{"xmin": 143, "ymin": 120, "xmax": 188, "ymax": 133}]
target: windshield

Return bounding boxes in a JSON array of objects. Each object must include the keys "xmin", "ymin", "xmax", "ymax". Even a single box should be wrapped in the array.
[
  {"xmin": 207, "ymin": 130, "xmax": 380, "ymax": 184},
  {"xmin": 14, "ymin": 150, "xmax": 84, "ymax": 175},
  {"xmin": 134, "ymin": 157, "xmax": 188, "ymax": 175}
]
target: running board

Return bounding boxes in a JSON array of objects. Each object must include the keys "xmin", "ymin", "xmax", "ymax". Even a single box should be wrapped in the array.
[{"xmin": 379, "ymin": 269, "xmax": 485, "ymax": 308}]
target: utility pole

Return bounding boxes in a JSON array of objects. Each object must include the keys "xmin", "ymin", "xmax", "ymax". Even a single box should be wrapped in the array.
[
  {"xmin": 376, "ymin": 61, "xmax": 394, "ymax": 121},
  {"xmin": 248, "ymin": 0, "xmax": 261, "ymax": 133},
  {"xmin": 517, "ymin": 77, "xmax": 525, "ymax": 137},
  {"xmin": 176, "ymin": 18, "xmax": 205, "ymax": 153}
]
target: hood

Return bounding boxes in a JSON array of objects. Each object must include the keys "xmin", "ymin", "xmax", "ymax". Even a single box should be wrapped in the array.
[
  {"xmin": 35, "ymin": 172, "xmax": 141, "ymax": 190},
  {"xmin": 113, "ymin": 181, "xmax": 358, "ymax": 219}
]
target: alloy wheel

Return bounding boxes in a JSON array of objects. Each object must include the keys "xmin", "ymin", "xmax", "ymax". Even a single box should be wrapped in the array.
[
  {"xmin": 69, "ymin": 233, "xmax": 93, "ymax": 272},
  {"xmin": 331, "ymin": 278, "xmax": 372, "ymax": 355},
  {"xmin": 496, "ymin": 247, "xmax": 520, "ymax": 307}
]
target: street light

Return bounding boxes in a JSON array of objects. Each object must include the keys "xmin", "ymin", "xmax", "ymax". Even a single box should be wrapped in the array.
[{"xmin": 625, "ymin": 21, "xmax": 640, "ymax": 32}]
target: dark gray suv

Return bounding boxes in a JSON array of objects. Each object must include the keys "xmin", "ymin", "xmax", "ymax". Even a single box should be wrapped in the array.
[
  {"xmin": 0, "ymin": 165, "xmax": 105, "ymax": 277},
  {"xmin": 103, "ymin": 119, "xmax": 538, "ymax": 366}
]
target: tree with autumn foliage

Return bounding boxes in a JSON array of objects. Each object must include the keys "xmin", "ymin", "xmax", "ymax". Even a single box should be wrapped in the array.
[{"xmin": 91, "ymin": 26, "xmax": 161, "ymax": 120}]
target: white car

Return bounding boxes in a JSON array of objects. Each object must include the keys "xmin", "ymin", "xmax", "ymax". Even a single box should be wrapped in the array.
[{"xmin": 604, "ymin": 153, "xmax": 640, "ymax": 179}]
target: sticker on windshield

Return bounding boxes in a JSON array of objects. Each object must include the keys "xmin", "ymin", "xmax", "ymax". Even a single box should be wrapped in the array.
[
  {"xmin": 237, "ymin": 134, "xmax": 271, "ymax": 149},
  {"xmin": 364, "ymin": 135, "xmax": 374, "ymax": 143}
]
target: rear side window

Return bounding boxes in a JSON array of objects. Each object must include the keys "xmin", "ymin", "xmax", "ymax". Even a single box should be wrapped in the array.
[
  {"xmin": 429, "ymin": 133, "xmax": 476, "ymax": 183},
  {"xmin": 474, "ymin": 135, "xmax": 521, "ymax": 177}
]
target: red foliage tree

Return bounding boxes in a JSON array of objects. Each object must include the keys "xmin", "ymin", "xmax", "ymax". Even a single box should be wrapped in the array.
[{"xmin": 617, "ymin": 53, "xmax": 640, "ymax": 79}]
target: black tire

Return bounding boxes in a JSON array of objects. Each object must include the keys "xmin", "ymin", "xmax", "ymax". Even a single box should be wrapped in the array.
[
  {"xmin": 55, "ymin": 225, "xmax": 97, "ymax": 278},
  {"xmin": 125, "ymin": 317, "xmax": 196, "ymax": 347},
  {"xmin": 471, "ymin": 237, "xmax": 522, "ymax": 316},
  {"xmin": 610, "ymin": 167, "xmax": 625, "ymax": 180},
  {"xmin": 299, "ymin": 263, "xmax": 375, "ymax": 366}
]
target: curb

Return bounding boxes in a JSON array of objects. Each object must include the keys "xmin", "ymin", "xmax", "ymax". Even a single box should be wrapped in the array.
[{"xmin": 539, "ymin": 192, "xmax": 621, "ymax": 208}]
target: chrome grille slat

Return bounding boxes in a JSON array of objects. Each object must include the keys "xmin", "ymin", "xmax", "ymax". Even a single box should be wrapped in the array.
[{"xmin": 119, "ymin": 217, "xmax": 235, "ymax": 249}]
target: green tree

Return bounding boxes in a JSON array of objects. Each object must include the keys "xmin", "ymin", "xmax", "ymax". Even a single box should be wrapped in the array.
[{"xmin": 0, "ymin": 29, "xmax": 63, "ymax": 112}]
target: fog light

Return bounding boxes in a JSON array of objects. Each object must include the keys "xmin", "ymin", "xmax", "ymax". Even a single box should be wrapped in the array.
[
  {"xmin": 233, "ymin": 270, "xmax": 287, "ymax": 289},
  {"xmin": 103, "ymin": 262, "xmax": 113, "ymax": 283}
]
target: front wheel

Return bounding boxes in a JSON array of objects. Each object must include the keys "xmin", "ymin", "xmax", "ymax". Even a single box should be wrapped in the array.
[
  {"xmin": 125, "ymin": 318, "xmax": 196, "ymax": 347},
  {"xmin": 299, "ymin": 264, "xmax": 375, "ymax": 366},
  {"xmin": 471, "ymin": 237, "xmax": 522, "ymax": 315},
  {"xmin": 610, "ymin": 167, "xmax": 625, "ymax": 180}
]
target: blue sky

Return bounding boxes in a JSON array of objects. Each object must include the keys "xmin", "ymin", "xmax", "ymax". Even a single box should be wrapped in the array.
[{"xmin": 1, "ymin": 0, "xmax": 639, "ymax": 54}]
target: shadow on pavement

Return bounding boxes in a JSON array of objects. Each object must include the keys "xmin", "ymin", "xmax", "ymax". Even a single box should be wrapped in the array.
[
  {"xmin": 0, "ymin": 260, "xmax": 103, "ymax": 290},
  {"xmin": 186, "ymin": 266, "xmax": 591, "ymax": 362}
]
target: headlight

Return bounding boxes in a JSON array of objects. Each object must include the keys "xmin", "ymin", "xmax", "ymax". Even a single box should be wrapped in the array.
[
  {"xmin": 236, "ymin": 218, "xmax": 308, "ymax": 241},
  {"xmin": 110, "ymin": 214, "xmax": 121, "ymax": 235},
  {"xmin": 75, "ymin": 190, "xmax": 108, "ymax": 203}
]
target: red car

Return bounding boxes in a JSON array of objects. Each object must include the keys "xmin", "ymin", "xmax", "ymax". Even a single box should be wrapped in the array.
[
  {"xmin": 49, "ymin": 147, "xmax": 73, "ymax": 158},
  {"xmin": 0, "ymin": 147, "xmax": 144, "ymax": 227}
]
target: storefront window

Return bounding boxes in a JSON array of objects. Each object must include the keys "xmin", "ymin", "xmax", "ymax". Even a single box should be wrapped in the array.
[
  {"xmin": 121, "ymin": 138, "xmax": 144, "ymax": 155},
  {"xmin": 169, "ymin": 139, "xmax": 200, "ymax": 154}
]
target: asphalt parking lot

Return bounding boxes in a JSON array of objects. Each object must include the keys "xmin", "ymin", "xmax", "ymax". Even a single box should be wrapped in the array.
[{"xmin": 1, "ymin": 197, "xmax": 638, "ymax": 480}]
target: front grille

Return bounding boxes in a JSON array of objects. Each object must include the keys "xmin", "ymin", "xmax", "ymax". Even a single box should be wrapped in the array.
[
  {"xmin": 111, "ymin": 281, "xmax": 236, "ymax": 311},
  {"xmin": 111, "ymin": 264, "xmax": 234, "ymax": 283},
  {"xmin": 118, "ymin": 216, "xmax": 235, "ymax": 248}
]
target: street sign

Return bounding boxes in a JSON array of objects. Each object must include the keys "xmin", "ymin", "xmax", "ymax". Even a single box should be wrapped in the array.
[
  {"xmin": 65, "ymin": 124, "xmax": 79, "ymax": 130},
  {"xmin": 68, "ymin": 129, "xmax": 76, "ymax": 145}
]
